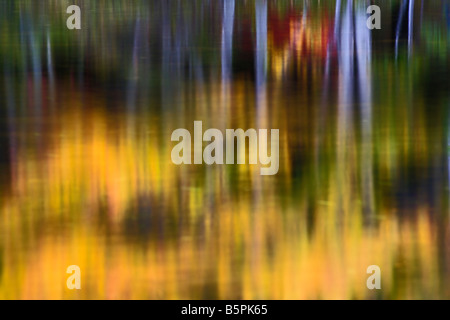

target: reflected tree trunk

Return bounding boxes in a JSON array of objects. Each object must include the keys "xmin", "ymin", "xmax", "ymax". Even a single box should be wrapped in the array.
[
  {"xmin": 336, "ymin": 0, "xmax": 355, "ymax": 219},
  {"xmin": 355, "ymin": 1, "xmax": 374, "ymax": 217},
  {"xmin": 396, "ymin": 0, "xmax": 408, "ymax": 59},
  {"xmin": 408, "ymin": 0, "xmax": 415, "ymax": 57},
  {"xmin": 335, "ymin": 0, "xmax": 375, "ymax": 217},
  {"xmin": 222, "ymin": 0, "xmax": 235, "ymax": 84},
  {"xmin": 255, "ymin": 0, "xmax": 268, "ymax": 128}
]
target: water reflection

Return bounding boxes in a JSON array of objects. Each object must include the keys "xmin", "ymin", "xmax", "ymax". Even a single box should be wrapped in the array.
[{"xmin": 0, "ymin": 0, "xmax": 450, "ymax": 299}]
